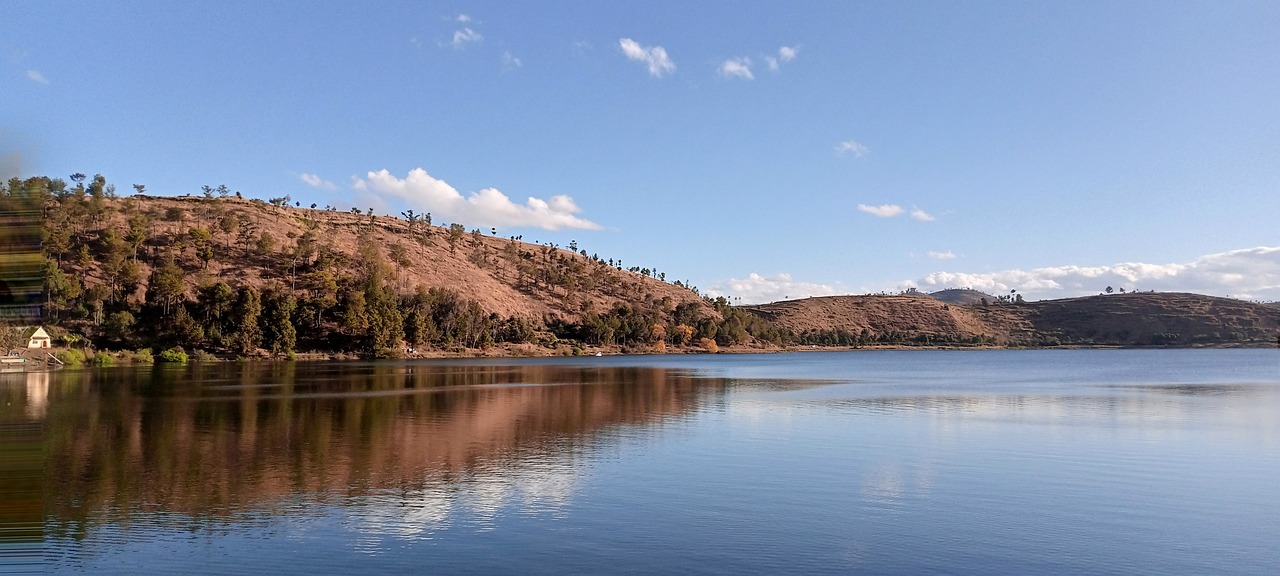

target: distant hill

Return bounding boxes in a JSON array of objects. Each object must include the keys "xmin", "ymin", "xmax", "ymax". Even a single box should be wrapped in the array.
[
  {"xmin": 1026, "ymin": 292, "xmax": 1280, "ymax": 346},
  {"xmin": 746, "ymin": 292, "xmax": 1280, "ymax": 347},
  {"xmin": 927, "ymin": 288, "xmax": 999, "ymax": 305}
]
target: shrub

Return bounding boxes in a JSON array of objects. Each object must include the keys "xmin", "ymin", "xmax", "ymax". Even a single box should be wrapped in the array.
[
  {"xmin": 190, "ymin": 349, "xmax": 219, "ymax": 362},
  {"xmin": 698, "ymin": 338, "xmax": 719, "ymax": 354},
  {"xmin": 55, "ymin": 349, "xmax": 86, "ymax": 366},
  {"xmin": 157, "ymin": 346, "xmax": 188, "ymax": 363},
  {"xmin": 128, "ymin": 349, "xmax": 155, "ymax": 364},
  {"xmin": 92, "ymin": 352, "xmax": 115, "ymax": 366}
]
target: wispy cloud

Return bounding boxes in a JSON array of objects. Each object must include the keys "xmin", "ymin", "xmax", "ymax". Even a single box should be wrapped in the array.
[
  {"xmin": 836, "ymin": 140, "xmax": 868, "ymax": 158},
  {"xmin": 910, "ymin": 208, "xmax": 936, "ymax": 222},
  {"xmin": 857, "ymin": 204, "xmax": 904, "ymax": 218},
  {"xmin": 707, "ymin": 273, "xmax": 846, "ymax": 305},
  {"xmin": 502, "ymin": 51, "xmax": 522, "ymax": 70},
  {"xmin": 903, "ymin": 246, "xmax": 1280, "ymax": 301},
  {"xmin": 719, "ymin": 57, "xmax": 753, "ymax": 80},
  {"xmin": 765, "ymin": 45, "xmax": 799, "ymax": 72},
  {"xmin": 353, "ymin": 167, "xmax": 601, "ymax": 231},
  {"xmin": 926, "ymin": 251, "xmax": 957, "ymax": 260},
  {"xmin": 25, "ymin": 69, "xmax": 48, "ymax": 85},
  {"xmin": 299, "ymin": 173, "xmax": 337, "ymax": 191},
  {"xmin": 451, "ymin": 27, "xmax": 483, "ymax": 49},
  {"xmin": 619, "ymin": 38, "xmax": 675, "ymax": 78},
  {"xmin": 456, "ymin": 14, "xmax": 472, "ymax": 23}
]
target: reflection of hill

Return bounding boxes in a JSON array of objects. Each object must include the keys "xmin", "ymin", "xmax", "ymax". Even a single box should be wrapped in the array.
[{"xmin": 43, "ymin": 363, "xmax": 724, "ymax": 533}]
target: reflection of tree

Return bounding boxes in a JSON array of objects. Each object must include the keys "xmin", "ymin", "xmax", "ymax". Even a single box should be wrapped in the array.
[{"xmin": 43, "ymin": 362, "xmax": 723, "ymax": 536}]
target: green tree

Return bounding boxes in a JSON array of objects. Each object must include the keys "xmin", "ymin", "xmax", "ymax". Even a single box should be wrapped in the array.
[
  {"xmin": 260, "ymin": 289, "xmax": 297, "ymax": 357},
  {"xmin": 125, "ymin": 213, "xmax": 151, "ymax": 262},
  {"xmin": 44, "ymin": 258, "xmax": 82, "ymax": 321},
  {"xmin": 189, "ymin": 227, "xmax": 215, "ymax": 268},
  {"xmin": 146, "ymin": 258, "xmax": 186, "ymax": 317},
  {"xmin": 102, "ymin": 310, "xmax": 136, "ymax": 346},
  {"xmin": 229, "ymin": 286, "xmax": 263, "ymax": 355},
  {"xmin": 447, "ymin": 223, "xmax": 465, "ymax": 254},
  {"xmin": 338, "ymin": 286, "xmax": 368, "ymax": 337},
  {"xmin": 197, "ymin": 282, "xmax": 236, "ymax": 344}
]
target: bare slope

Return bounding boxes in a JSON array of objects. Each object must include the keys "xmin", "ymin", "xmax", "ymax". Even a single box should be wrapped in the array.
[
  {"xmin": 88, "ymin": 195, "xmax": 711, "ymax": 324},
  {"xmin": 1027, "ymin": 292, "xmax": 1280, "ymax": 346},
  {"xmin": 749, "ymin": 292, "xmax": 1280, "ymax": 347},
  {"xmin": 746, "ymin": 294, "xmax": 1036, "ymax": 345}
]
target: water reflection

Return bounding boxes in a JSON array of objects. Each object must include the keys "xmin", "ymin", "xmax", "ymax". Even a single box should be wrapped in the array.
[{"xmin": 43, "ymin": 362, "xmax": 726, "ymax": 539}]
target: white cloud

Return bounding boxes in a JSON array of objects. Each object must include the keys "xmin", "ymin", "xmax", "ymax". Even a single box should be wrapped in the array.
[
  {"xmin": 502, "ymin": 51, "xmax": 522, "ymax": 70},
  {"xmin": 619, "ymin": 38, "xmax": 675, "ymax": 77},
  {"xmin": 836, "ymin": 140, "xmax": 868, "ymax": 158},
  {"xmin": 353, "ymin": 167, "xmax": 602, "ymax": 231},
  {"xmin": 910, "ymin": 208, "xmax": 936, "ymax": 222},
  {"xmin": 719, "ymin": 57, "xmax": 753, "ymax": 80},
  {"xmin": 857, "ymin": 204, "xmax": 903, "ymax": 218},
  {"xmin": 927, "ymin": 251, "xmax": 956, "ymax": 260},
  {"xmin": 904, "ymin": 246, "xmax": 1280, "ymax": 301},
  {"xmin": 707, "ymin": 273, "xmax": 846, "ymax": 305},
  {"xmin": 26, "ymin": 69, "xmax": 48, "ymax": 84},
  {"xmin": 299, "ymin": 173, "xmax": 337, "ymax": 191},
  {"xmin": 451, "ymin": 28, "xmax": 482, "ymax": 49},
  {"xmin": 766, "ymin": 46, "xmax": 798, "ymax": 72},
  {"xmin": 456, "ymin": 14, "xmax": 472, "ymax": 23}
]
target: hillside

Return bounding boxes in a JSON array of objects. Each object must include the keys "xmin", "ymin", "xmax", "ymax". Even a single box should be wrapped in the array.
[
  {"xmin": 16, "ymin": 175, "xmax": 738, "ymax": 357},
  {"xmin": 927, "ymin": 288, "xmax": 1000, "ymax": 305},
  {"xmin": 745, "ymin": 292, "xmax": 1280, "ymax": 347},
  {"xmin": 10, "ymin": 176, "xmax": 1277, "ymax": 356},
  {"xmin": 94, "ymin": 194, "xmax": 708, "ymax": 323},
  {"xmin": 1026, "ymin": 292, "xmax": 1280, "ymax": 346},
  {"xmin": 744, "ymin": 294, "xmax": 1035, "ymax": 346}
]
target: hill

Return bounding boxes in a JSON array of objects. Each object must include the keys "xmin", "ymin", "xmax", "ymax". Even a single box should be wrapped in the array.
[
  {"xmin": 927, "ymin": 288, "xmax": 1000, "ymax": 305},
  {"xmin": 744, "ymin": 294, "xmax": 1034, "ymax": 346},
  {"xmin": 10, "ymin": 175, "xmax": 1276, "ymax": 356},
  {"xmin": 746, "ymin": 292, "xmax": 1280, "ymax": 347},
  {"xmin": 1026, "ymin": 292, "xmax": 1280, "ymax": 346},
  {"xmin": 14, "ymin": 175, "xmax": 743, "ymax": 357}
]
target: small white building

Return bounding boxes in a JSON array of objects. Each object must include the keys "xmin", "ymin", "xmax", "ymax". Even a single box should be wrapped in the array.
[{"xmin": 26, "ymin": 327, "xmax": 51, "ymax": 349}]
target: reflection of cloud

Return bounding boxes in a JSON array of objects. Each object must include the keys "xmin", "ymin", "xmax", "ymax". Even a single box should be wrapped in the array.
[{"xmin": 861, "ymin": 464, "xmax": 905, "ymax": 504}]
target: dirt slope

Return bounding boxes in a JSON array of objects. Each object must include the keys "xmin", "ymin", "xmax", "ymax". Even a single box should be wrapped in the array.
[{"xmin": 85, "ymin": 195, "xmax": 711, "ymax": 324}]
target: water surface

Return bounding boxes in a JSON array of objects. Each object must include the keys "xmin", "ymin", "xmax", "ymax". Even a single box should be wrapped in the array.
[{"xmin": 9, "ymin": 349, "xmax": 1279, "ymax": 574}]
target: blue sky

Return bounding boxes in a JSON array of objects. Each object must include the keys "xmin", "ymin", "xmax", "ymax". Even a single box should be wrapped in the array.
[{"xmin": 5, "ymin": 1, "xmax": 1279, "ymax": 302}]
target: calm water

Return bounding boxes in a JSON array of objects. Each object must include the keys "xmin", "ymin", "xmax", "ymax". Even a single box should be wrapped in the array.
[{"xmin": 7, "ymin": 349, "xmax": 1280, "ymax": 574}]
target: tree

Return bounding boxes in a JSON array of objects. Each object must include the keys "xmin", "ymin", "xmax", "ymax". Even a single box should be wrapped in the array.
[
  {"xmin": 103, "ymin": 311, "xmax": 136, "ymax": 345},
  {"xmin": 229, "ymin": 287, "xmax": 263, "ymax": 355},
  {"xmin": 145, "ymin": 258, "xmax": 186, "ymax": 317},
  {"xmin": 447, "ymin": 223, "xmax": 465, "ymax": 254},
  {"xmin": 188, "ymin": 227, "xmax": 214, "ymax": 268},
  {"xmin": 338, "ymin": 287, "xmax": 368, "ymax": 336},
  {"xmin": 125, "ymin": 214, "xmax": 151, "ymax": 262},
  {"xmin": 197, "ymin": 282, "xmax": 236, "ymax": 344},
  {"xmin": 217, "ymin": 213, "xmax": 239, "ymax": 249},
  {"xmin": 1105, "ymin": 286, "xmax": 1114, "ymax": 294},
  {"xmin": 260, "ymin": 289, "xmax": 297, "ymax": 357}
]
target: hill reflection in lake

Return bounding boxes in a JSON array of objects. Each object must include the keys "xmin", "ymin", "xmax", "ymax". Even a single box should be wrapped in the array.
[
  {"xmin": 42, "ymin": 362, "xmax": 726, "ymax": 539},
  {"xmin": 23, "ymin": 350, "xmax": 1280, "ymax": 575}
]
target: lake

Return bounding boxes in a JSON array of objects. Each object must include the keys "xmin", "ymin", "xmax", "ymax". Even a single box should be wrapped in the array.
[{"xmin": 8, "ymin": 349, "xmax": 1280, "ymax": 574}]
